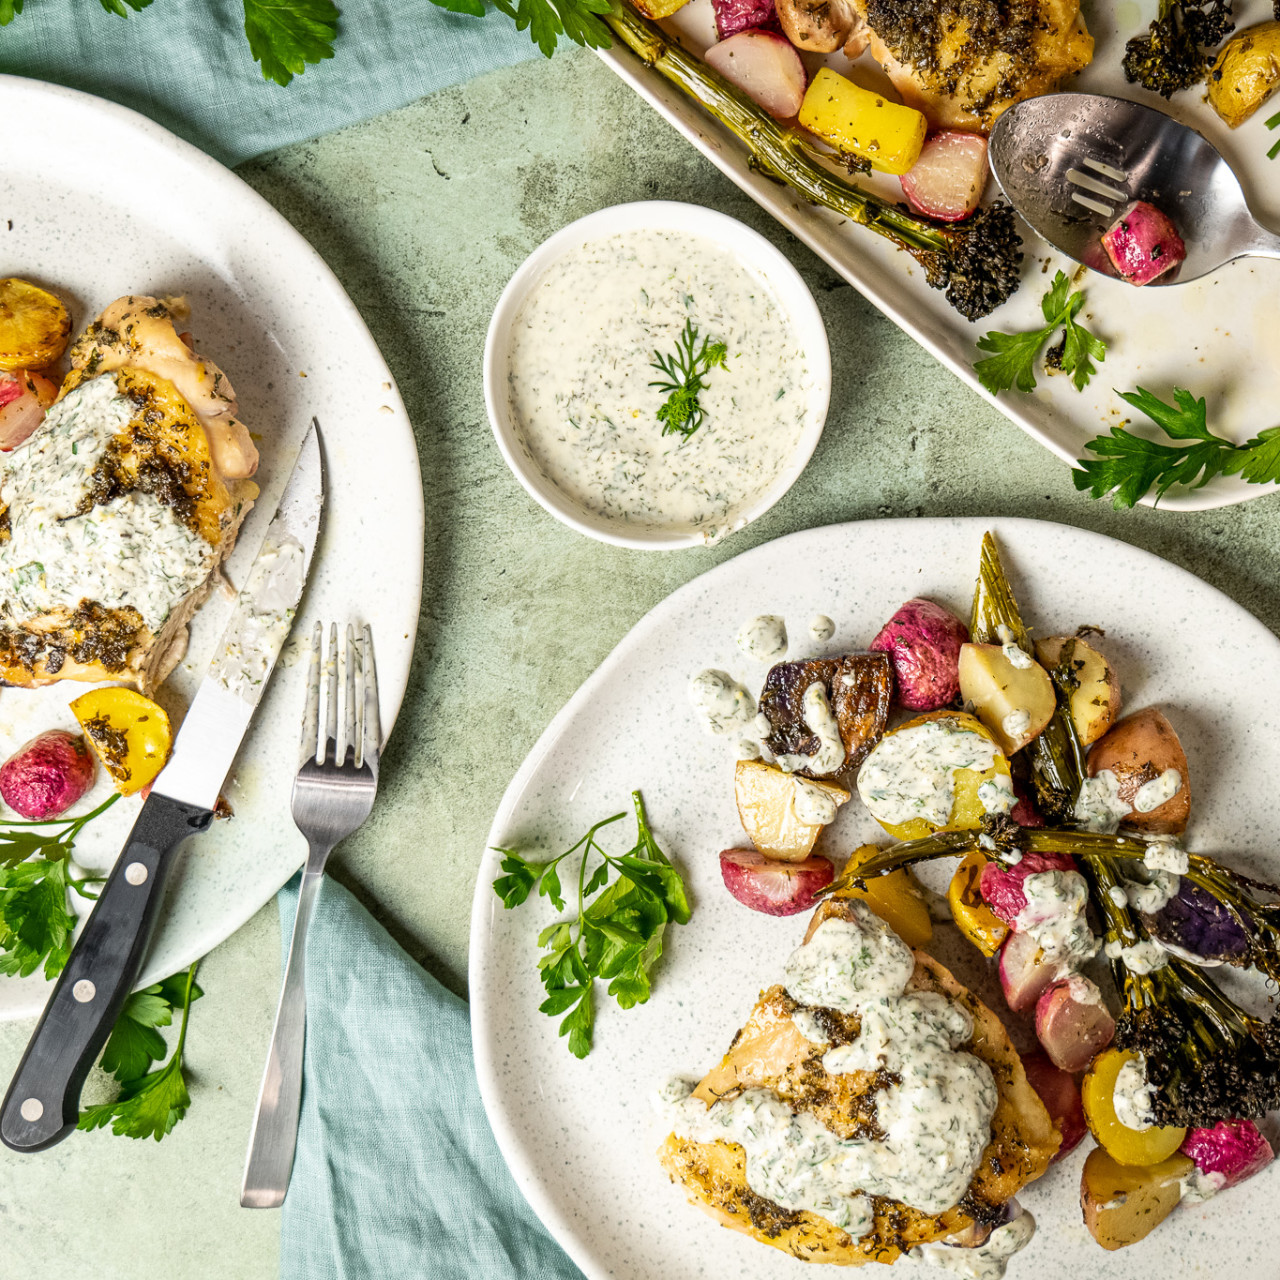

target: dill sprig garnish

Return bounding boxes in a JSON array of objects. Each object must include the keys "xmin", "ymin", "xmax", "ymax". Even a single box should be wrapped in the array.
[{"xmin": 649, "ymin": 318, "xmax": 729, "ymax": 441}]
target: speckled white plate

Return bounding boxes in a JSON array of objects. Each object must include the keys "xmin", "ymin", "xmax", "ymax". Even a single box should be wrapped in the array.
[
  {"xmin": 596, "ymin": 0, "xmax": 1280, "ymax": 510},
  {"xmin": 471, "ymin": 516, "xmax": 1280, "ymax": 1280},
  {"xmin": 0, "ymin": 77, "xmax": 423, "ymax": 1020}
]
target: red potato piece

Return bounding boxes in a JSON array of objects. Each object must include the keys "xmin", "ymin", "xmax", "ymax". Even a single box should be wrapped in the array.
[
  {"xmin": 704, "ymin": 30, "xmax": 806, "ymax": 120},
  {"xmin": 0, "ymin": 730, "xmax": 96, "ymax": 819},
  {"xmin": 899, "ymin": 130, "xmax": 989, "ymax": 222},
  {"xmin": 1035, "ymin": 975, "xmax": 1116, "ymax": 1073},
  {"xmin": 869, "ymin": 598, "xmax": 968, "ymax": 711},
  {"xmin": 1181, "ymin": 1120, "xmax": 1275, "ymax": 1189},
  {"xmin": 711, "ymin": 0, "xmax": 779, "ymax": 39},
  {"xmin": 1081, "ymin": 1146, "xmax": 1193, "ymax": 1250},
  {"xmin": 1087, "ymin": 707, "xmax": 1190, "ymax": 836},
  {"xmin": 0, "ymin": 369, "xmax": 56, "ymax": 451},
  {"xmin": 719, "ymin": 847, "xmax": 834, "ymax": 916},
  {"xmin": 1102, "ymin": 201, "xmax": 1186, "ymax": 286},
  {"xmin": 1021, "ymin": 1050, "xmax": 1087, "ymax": 1161},
  {"xmin": 999, "ymin": 928, "xmax": 1062, "ymax": 1013},
  {"xmin": 980, "ymin": 849, "xmax": 1076, "ymax": 925}
]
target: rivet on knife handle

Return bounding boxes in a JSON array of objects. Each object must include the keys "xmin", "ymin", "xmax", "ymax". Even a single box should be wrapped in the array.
[{"xmin": 0, "ymin": 795, "xmax": 212, "ymax": 1152}]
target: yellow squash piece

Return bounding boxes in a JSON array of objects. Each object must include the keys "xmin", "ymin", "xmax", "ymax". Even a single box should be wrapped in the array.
[
  {"xmin": 833, "ymin": 843, "xmax": 932, "ymax": 948},
  {"xmin": 947, "ymin": 851, "xmax": 1009, "ymax": 956},
  {"xmin": 70, "ymin": 688, "xmax": 173, "ymax": 796},
  {"xmin": 1082, "ymin": 1049, "xmax": 1186, "ymax": 1167},
  {"xmin": 798, "ymin": 68, "xmax": 927, "ymax": 175},
  {"xmin": 0, "ymin": 277, "xmax": 71, "ymax": 372}
]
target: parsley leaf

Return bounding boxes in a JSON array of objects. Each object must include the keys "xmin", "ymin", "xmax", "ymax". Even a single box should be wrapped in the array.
[
  {"xmin": 242, "ymin": 0, "xmax": 339, "ymax": 87},
  {"xmin": 973, "ymin": 272, "xmax": 1106, "ymax": 396},
  {"xmin": 100, "ymin": 975, "xmax": 205, "ymax": 1082},
  {"xmin": 1073, "ymin": 387, "xmax": 1280, "ymax": 508},
  {"xmin": 97, "ymin": 0, "xmax": 153, "ymax": 16},
  {"xmin": 649, "ymin": 319, "xmax": 730, "ymax": 440},
  {"xmin": 79, "ymin": 962, "xmax": 200, "ymax": 1141},
  {"xmin": 0, "ymin": 0, "xmax": 24, "ymax": 26},
  {"xmin": 489, "ymin": 0, "xmax": 612, "ymax": 58},
  {"xmin": 493, "ymin": 791, "xmax": 691, "ymax": 1058}
]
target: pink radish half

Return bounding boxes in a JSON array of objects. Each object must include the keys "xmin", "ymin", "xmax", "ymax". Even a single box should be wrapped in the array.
[
  {"xmin": 1035, "ymin": 974, "xmax": 1115, "ymax": 1073},
  {"xmin": 719, "ymin": 847, "xmax": 833, "ymax": 916},
  {"xmin": 704, "ymin": 30, "xmax": 806, "ymax": 120},
  {"xmin": 1181, "ymin": 1121, "xmax": 1274, "ymax": 1190},
  {"xmin": 998, "ymin": 928, "xmax": 1062, "ymax": 1013},
  {"xmin": 900, "ymin": 131, "xmax": 989, "ymax": 222},
  {"xmin": 1101, "ymin": 200, "xmax": 1186, "ymax": 285},
  {"xmin": 711, "ymin": 0, "xmax": 779, "ymax": 40}
]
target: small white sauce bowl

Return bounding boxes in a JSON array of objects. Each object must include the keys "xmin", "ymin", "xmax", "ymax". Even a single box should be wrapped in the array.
[{"xmin": 483, "ymin": 201, "xmax": 832, "ymax": 551}]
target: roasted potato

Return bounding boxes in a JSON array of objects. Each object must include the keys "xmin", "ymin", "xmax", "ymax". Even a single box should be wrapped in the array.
[
  {"xmin": 1086, "ymin": 707, "xmax": 1189, "ymax": 836},
  {"xmin": 1035, "ymin": 634, "xmax": 1121, "ymax": 745},
  {"xmin": 958, "ymin": 641, "xmax": 1055, "ymax": 754},
  {"xmin": 734, "ymin": 759, "xmax": 849, "ymax": 862},
  {"xmin": 1208, "ymin": 21, "xmax": 1280, "ymax": 128},
  {"xmin": 759, "ymin": 653, "xmax": 891, "ymax": 779},
  {"xmin": 1081, "ymin": 1145, "xmax": 1193, "ymax": 1251},
  {"xmin": 856, "ymin": 709, "xmax": 1012, "ymax": 842},
  {"xmin": 0, "ymin": 278, "xmax": 71, "ymax": 372}
]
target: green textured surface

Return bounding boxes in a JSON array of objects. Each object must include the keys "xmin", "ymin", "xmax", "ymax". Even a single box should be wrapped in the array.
[{"xmin": 3, "ymin": 46, "xmax": 1280, "ymax": 1280}]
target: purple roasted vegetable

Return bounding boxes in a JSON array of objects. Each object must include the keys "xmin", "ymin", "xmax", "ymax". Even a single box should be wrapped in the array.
[
  {"xmin": 711, "ymin": 0, "xmax": 779, "ymax": 39},
  {"xmin": 1101, "ymin": 200, "xmax": 1186, "ymax": 286},
  {"xmin": 1181, "ymin": 1120, "xmax": 1274, "ymax": 1191},
  {"xmin": 1144, "ymin": 879, "xmax": 1252, "ymax": 965}
]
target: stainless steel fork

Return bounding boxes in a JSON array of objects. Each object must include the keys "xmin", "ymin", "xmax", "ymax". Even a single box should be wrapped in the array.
[{"xmin": 240, "ymin": 622, "xmax": 381, "ymax": 1209}]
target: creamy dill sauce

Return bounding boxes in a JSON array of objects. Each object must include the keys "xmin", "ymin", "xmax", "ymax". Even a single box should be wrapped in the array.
[
  {"xmin": 212, "ymin": 536, "xmax": 303, "ymax": 700},
  {"xmin": 506, "ymin": 230, "xmax": 811, "ymax": 542},
  {"xmin": 0, "ymin": 376, "xmax": 211, "ymax": 632},
  {"xmin": 737, "ymin": 614, "xmax": 788, "ymax": 663},
  {"xmin": 793, "ymin": 777, "xmax": 839, "ymax": 826},
  {"xmin": 664, "ymin": 905, "xmax": 997, "ymax": 1233},
  {"xmin": 1015, "ymin": 871, "xmax": 1099, "ymax": 966},
  {"xmin": 688, "ymin": 669, "xmax": 757, "ymax": 736},
  {"xmin": 775, "ymin": 682, "xmax": 845, "ymax": 775},
  {"xmin": 809, "ymin": 614, "xmax": 835, "ymax": 643},
  {"xmin": 857, "ymin": 719, "xmax": 1002, "ymax": 828},
  {"xmin": 1123, "ymin": 869, "xmax": 1180, "ymax": 914},
  {"xmin": 1113, "ymin": 1054, "xmax": 1157, "ymax": 1131},
  {"xmin": 1105, "ymin": 938, "xmax": 1168, "ymax": 973},
  {"xmin": 1134, "ymin": 768, "xmax": 1183, "ymax": 813},
  {"xmin": 910, "ymin": 1210, "xmax": 1036, "ymax": 1280},
  {"xmin": 1073, "ymin": 770, "xmax": 1131, "ymax": 833},
  {"xmin": 1144, "ymin": 837, "xmax": 1189, "ymax": 875}
]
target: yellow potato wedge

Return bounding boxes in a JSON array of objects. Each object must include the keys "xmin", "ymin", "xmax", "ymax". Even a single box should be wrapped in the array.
[
  {"xmin": 70, "ymin": 687, "xmax": 173, "ymax": 796},
  {"xmin": 1035, "ymin": 634, "xmax": 1120, "ymax": 746},
  {"xmin": 735, "ymin": 759, "xmax": 849, "ymax": 863},
  {"xmin": 0, "ymin": 278, "xmax": 71, "ymax": 372},
  {"xmin": 1208, "ymin": 22, "xmax": 1280, "ymax": 128},
  {"xmin": 1081, "ymin": 1145, "xmax": 1193, "ymax": 1251},
  {"xmin": 833, "ymin": 843, "xmax": 932, "ymax": 947},
  {"xmin": 798, "ymin": 67, "xmax": 927, "ymax": 175}
]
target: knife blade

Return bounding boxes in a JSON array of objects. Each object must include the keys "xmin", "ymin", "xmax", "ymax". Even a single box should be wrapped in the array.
[{"xmin": 0, "ymin": 422, "xmax": 324, "ymax": 1153}]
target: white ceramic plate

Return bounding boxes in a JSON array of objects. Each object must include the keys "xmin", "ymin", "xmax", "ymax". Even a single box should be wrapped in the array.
[
  {"xmin": 0, "ymin": 77, "xmax": 423, "ymax": 1019},
  {"xmin": 471, "ymin": 516, "xmax": 1280, "ymax": 1280},
  {"xmin": 596, "ymin": 0, "xmax": 1280, "ymax": 510},
  {"xmin": 484, "ymin": 200, "xmax": 832, "ymax": 550}
]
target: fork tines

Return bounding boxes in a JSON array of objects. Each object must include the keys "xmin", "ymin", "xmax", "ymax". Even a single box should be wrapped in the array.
[{"xmin": 300, "ymin": 622, "xmax": 381, "ymax": 775}]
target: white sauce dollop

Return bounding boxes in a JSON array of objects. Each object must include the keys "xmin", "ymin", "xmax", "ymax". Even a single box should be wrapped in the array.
[
  {"xmin": 1105, "ymin": 938, "xmax": 1169, "ymax": 974},
  {"xmin": 793, "ymin": 777, "xmax": 839, "ymax": 826},
  {"xmin": 775, "ymin": 682, "xmax": 845, "ymax": 776},
  {"xmin": 857, "ymin": 719, "xmax": 999, "ymax": 829},
  {"xmin": 996, "ymin": 624, "xmax": 1034, "ymax": 671},
  {"xmin": 910, "ymin": 1209, "xmax": 1037, "ymax": 1280},
  {"xmin": 737, "ymin": 614, "xmax": 788, "ymax": 663},
  {"xmin": 665, "ymin": 904, "xmax": 998, "ymax": 1232},
  {"xmin": 506, "ymin": 229, "xmax": 811, "ymax": 543},
  {"xmin": 809, "ymin": 614, "xmax": 835, "ymax": 643},
  {"xmin": 1113, "ymin": 1055, "xmax": 1157, "ymax": 1131},
  {"xmin": 1144, "ymin": 836, "xmax": 1189, "ymax": 875},
  {"xmin": 1133, "ymin": 768, "xmax": 1183, "ymax": 814},
  {"xmin": 1001, "ymin": 709, "xmax": 1031, "ymax": 742},
  {"xmin": 688, "ymin": 669, "xmax": 756, "ymax": 736},
  {"xmin": 1073, "ymin": 770, "xmax": 1131, "ymax": 834},
  {"xmin": 1124, "ymin": 870, "xmax": 1180, "ymax": 915},
  {"xmin": 1180, "ymin": 1167, "xmax": 1227, "ymax": 1203},
  {"xmin": 1014, "ymin": 871, "xmax": 1099, "ymax": 966},
  {"xmin": 977, "ymin": 775, "xmax": 1016, "ymax": 816}
]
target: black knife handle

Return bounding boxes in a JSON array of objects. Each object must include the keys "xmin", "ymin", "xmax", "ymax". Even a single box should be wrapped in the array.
[{"xmin": 0, "ymin": 793, "xmax": 213, "ymax": 1152}]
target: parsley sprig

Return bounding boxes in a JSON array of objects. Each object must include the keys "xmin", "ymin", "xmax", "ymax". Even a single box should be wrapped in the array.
[
  {"xmin": 493, "ymin": 791, "xmax": 691, "ymax": 1059},
  {"xmin": 974, "ymin": 271, "xmax": 1106, "ymax": 395},
  {"xmin": 79, "ymin": 962, "xmax": 202, "ymax": 1141},
  {"xmin": 1268, "ymin": 109, "xmax": 1280, "ymax": 162},
  {"xmin": 0, "ymin": 794, "xmax": 119, "ymax": 979},
  {"xmin": 649, "ymin": 319, "xmax": 730, "ymax": 441},
  {"xmin": 1074, "ymin": 387, "xmax": 1280, "ymax": 508}
]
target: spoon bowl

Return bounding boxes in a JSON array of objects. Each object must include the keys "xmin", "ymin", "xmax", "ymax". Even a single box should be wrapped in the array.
[{"xmin": 989, "ymin": 91, "xmax": 1280, "ymax": 284}]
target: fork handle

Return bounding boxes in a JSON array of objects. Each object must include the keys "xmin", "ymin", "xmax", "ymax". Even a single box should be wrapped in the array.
[
  {"xmin": 0, "ymin": 794, "xmax": 213, "ymax": 1153},
  {"xmin": 240, "ymin": 841, "xmax": 330, "ymax": 1208}
]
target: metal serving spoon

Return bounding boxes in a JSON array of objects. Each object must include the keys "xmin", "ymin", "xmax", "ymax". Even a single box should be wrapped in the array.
[{"xmin": 988, "ymin": 91, "xmax": 1280, "ymax": 285}]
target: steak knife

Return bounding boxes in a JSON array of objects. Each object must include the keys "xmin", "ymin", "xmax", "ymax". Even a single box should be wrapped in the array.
[{"xmin": 0, "ymin": 421, "xmax": 324, "ymax": 1153}]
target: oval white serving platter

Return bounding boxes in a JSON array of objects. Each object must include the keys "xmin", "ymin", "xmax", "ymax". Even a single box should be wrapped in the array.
[
  {"xmin": 472, "ymin": 516, "xmax": 1280, "ymax": 1280},
  {"xmin": 596, "ymin": 0, "xmax": 1280, "ymax": 510},
  {"xmin": 0, "ymin": 76, "xmax": 423, "ymax": 1019}
]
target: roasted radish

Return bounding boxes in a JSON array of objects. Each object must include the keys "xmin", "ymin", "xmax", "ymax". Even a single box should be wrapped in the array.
[
  {"xmin": 998, "ymin": 928, "xmax": 1062, "ymax": 1013},
  {"xmin": 1021, "ymin": 1050, "xmax": 1087, "ymax": 1160},
  {"xmin": 0, "ymin": 730, "xmax": 96, "ymax": 819},
  {"xmin": 1101, "ymin": 201, "xmax": 1186, "ymax": 286},
  {"xmin": 1035, "ymin": 975, "xmax": 1115, "ymax": 1073},
  {"xmin": 1181, "ymin": 1120, "xmax": 1274, "ymax": 1192},
  {"xmin": 979, "ymin": 849, "xmax": 1076, "ymax": 925},
  {"xmin": 869, "ymin": 597, "xmax": 968, "ymax": 711},
  {"xmin": 711, "ymin": 0, "xmax": 779, "ymax": 39},
  {"xmin": 719, "ymin": 847, "xmax": 834, "ymax": 916},
  {"xmin": 900, "ymin": 131, "xmax": 989, "ymax": 222},
  {"xmin": 704, "ymin": 30, "xmax": 806, "ymax": 120},
  {"xmin": 0, "ymin": 369, "xmax": 56, "ymax": 451}
]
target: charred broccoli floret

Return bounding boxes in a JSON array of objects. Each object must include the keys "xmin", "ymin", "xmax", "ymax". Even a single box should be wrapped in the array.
[
  {"xmin": 1122, "ymin": 0, "xmax": 1236, "ymax": 98},
  {"xmin": 604, "ymin": 4, "xmax": 1024, "ymax": 321}
]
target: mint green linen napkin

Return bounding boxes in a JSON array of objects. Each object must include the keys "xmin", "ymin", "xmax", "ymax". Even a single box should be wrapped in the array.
[
  {"xmin": 0, "ymin": 0, "xmax": 538, "ymax": 166},
  {"xmin": 276, "ymin": 873, "xmax": 583, "ymax": 1280}
]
